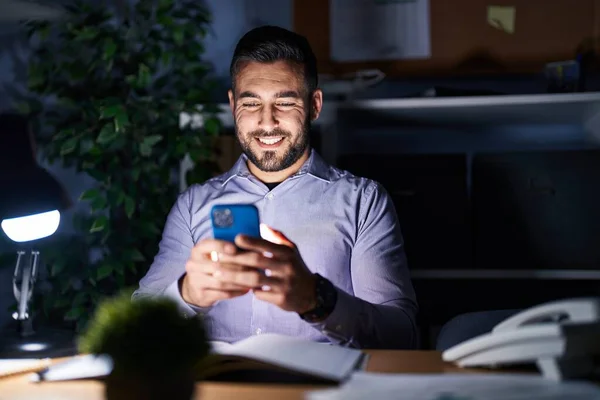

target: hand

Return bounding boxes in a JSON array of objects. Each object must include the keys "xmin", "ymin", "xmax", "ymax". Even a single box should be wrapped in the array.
[
  {"xmin": 180, "ymin": 239, "xmax": 253, "ymax": 308},
  {"xmin": 217, "ymin": 224, "xmax": 318, "ymax": 314}
]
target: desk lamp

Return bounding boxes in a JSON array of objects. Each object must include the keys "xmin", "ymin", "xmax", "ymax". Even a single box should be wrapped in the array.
[{"xmin": 0, "ymin": 113, "xmax": 75, "ymax": 359}]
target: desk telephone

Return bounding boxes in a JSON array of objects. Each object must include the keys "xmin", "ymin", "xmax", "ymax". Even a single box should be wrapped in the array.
[{"xmin": 443, "ymin": 297, "xmax": 600, "ymax": 381}]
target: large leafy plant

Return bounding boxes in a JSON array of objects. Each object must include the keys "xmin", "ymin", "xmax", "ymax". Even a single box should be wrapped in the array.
[{"xmin": 15, "ymin": 0, "xmax": 222, "ymax": 331}]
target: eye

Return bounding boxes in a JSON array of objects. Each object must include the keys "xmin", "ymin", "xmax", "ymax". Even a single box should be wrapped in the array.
[
  {"xmin": 277, "ymin": 102, "xmax": 295, "ymax": 107},
  {"xmin": 242, "ymin": 103, "xmax": 260, "ymax": 108}
]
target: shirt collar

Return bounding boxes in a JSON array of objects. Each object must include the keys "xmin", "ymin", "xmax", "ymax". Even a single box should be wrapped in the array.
[{"xmin": 221, "ymin": 148, "xmax": 334, "ymax": 186}]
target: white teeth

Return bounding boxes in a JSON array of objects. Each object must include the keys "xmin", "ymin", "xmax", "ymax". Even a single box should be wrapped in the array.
[{"xmin": 258, "ymin": 137, "xmax": 283, "ymax": 145}]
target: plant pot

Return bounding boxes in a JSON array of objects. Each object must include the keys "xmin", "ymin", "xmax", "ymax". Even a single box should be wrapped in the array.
[{"xmin": 104, "ymin": 372, "xmax": 196, "ymax": 400}]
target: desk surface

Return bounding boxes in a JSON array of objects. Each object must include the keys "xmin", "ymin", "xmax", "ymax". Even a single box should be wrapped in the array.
[{"xmin": 0, "ymin": 351, "xmax": 489, "ymax": 400}]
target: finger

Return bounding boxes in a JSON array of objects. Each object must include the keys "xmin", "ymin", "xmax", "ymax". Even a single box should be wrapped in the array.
[
  {"xmin": 260, "ymin": 224, "xmax": 294, "ymax": 247},
  {"xmin": 214, "ymin": 267, "xmax": 284, "ymax": 290},
  {"xmin": 203, "ymin": 289, "xmax": 250, "ymax": 302},
  {"xmin": 202, "ymin": 275, "xmax": 252, "ymax": 291},
  {"xmin": 190, "ymin": 239, "xmax": 238, "ymax": 261},
  {"xmin": 234, "ymin": 235, "xmax": 291, "ymax": 259},
  {"xmin": 217, "ymin": 251, "xmax": 283, "ymax": 273},
  {"xmin": 186, "ymin": 258, "xmax": 247, "ymax": 277},
  {"xmin": 252, "ymin": 290, "xmax": 285, "ymax": 306}
]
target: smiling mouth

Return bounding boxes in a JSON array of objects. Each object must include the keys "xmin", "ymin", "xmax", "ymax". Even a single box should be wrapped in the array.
[{"xmin": 257, "ymin": 137, "xmax": 284, "ymax": 145}]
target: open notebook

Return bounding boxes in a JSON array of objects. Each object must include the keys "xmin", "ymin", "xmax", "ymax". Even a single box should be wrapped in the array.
[{"xmin": 12, "ymin": 334, "xmax": 364, "ymax": 384}]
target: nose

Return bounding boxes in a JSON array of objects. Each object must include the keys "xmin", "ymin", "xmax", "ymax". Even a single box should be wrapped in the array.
[{"xmin": 259, "ymin": 105, "xmax": 278, "ymax": 131}]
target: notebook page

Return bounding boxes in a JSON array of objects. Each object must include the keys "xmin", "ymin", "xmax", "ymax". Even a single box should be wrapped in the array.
[
  {"xmin": 209, "ymin": 341, "xmax": 234, "ymax": 353},
  {"xmin": 217, "ymin": 333, "xmax": 363, "ymax": 381},
  {"xmin": 308, "ymin": 372, "xmax": 600, "ymax": 400}
]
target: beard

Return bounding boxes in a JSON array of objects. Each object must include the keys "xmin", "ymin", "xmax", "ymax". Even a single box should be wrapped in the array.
[{"xmin": 236, "ymin": 117, "xmax": 311, "ymax": 173}]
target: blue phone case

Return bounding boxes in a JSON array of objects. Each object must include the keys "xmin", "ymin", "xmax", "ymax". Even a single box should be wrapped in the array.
[{"xmin": 210, "ymin": 204, "xmax": 261, "ymax": 243}]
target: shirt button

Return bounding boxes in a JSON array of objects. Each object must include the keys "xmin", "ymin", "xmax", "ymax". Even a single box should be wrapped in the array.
[
  {"xmin": 266, "ymin": 193, "xmax": 274, "ymax": 199},
  {"xmin": 255, "ymin": 328, "xmax": 262, "ymax": 335}
]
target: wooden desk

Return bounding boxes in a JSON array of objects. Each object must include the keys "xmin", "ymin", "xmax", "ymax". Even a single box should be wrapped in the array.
[{"xmin": 0, "ymin": 351, "xmax": 486, "ymax": 400}]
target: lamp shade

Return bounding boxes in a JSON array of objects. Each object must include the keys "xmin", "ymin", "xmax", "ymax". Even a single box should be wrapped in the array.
[{"xmin": 0, "ymin": 113, "xmax": 72, "ymax": 222}]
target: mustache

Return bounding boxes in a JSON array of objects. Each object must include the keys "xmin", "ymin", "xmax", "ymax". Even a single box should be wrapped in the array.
[{"xmin": 250, "ymin": 128, "xmax": 291, "ymax": 139}]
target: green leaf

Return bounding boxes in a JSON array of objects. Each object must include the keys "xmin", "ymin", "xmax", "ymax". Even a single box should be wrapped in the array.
[
  {"xmin": 136, "ymin": 63, "xmax": 151, "ymax": 88},
  {"xmin": 124, "ymin": 195, "xmax": 135, "ymax": 219},
  {"xmin": 50, "ymin": 259, "xmax": 67, "ymax": 276},
  {"xmin": 97, "ymin": 264, "xmax": 112, "ymax": 280},
  {"xmin": 73, "ymin": 292, "xmax": 87, "ymax": 306},
  {"xmin": 79, "ymin": 188, "xmax": 101, "ymax": 201},
  {"xmin": 75, "ymin": 26, "xmax": 98, "ymax": 41},
  {"xmin": 54, "ymin": 297, "xmax": 71, "ymax": 308},
  {"xmin": 91, "ymin": 195, "xmax": 107, "ymax": 212},
  {"xmin": 173, "ymin": 26, "xmax": 184, "ymax": 45},
  {"xmin": 103, "ymin": 38, "xmax": 117, "ymax": 60},
  {"xmin": 96, "ymin": 124, "xmax": 118, "ymax": 144},
  {"xmin": 204, "ymin": 117, "xmax": 220, "ymax": 136},
  {"xmin": 142, "ymin": 134, "xmax": 163, "ymax": 148},
  {"xmin": 113, "ymin": 109, "xmax": 129, "ymax": 133},
  {"xmin": 100, "ymin": 104, "xmax": 122, "ymax": 119},
  {"xmin": 90, "ymin": 215, "xmax": 108, "ymax": 233},
  {"xmin": 60, "ymin": 137, "xmax": 78, "ymax": 156},
  {"xmin": 131, "ymin": 167, "xmax": 141, "ymax": 180},
  {"xmin": 139, "ymin": 142, "xmax": 152, "ymax": 157},
  {"xmin": 65, "ymin": 306, "xmax": 85, "ymax": 320},
  {"xmin": 129, "ymin": 249, "xmax": 145, "ymax": 262}
]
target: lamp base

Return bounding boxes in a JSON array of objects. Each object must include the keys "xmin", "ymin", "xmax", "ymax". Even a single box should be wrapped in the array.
[{"xmin": 0, "ymin": 327, "xmax": 78, "ymax": 359}]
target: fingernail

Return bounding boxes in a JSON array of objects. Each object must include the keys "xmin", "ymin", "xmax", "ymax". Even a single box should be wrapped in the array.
[
  {"xmin": 210, "ymin": 251, "xmax": 219, "ymax": 262},
  {"xmin": 264, "ymin": 269, "xmax": 273, "ymax": 277},
  {"xmin": 262, "ymin": 251, "xmax": 273, "ymax": 258},
  {"xmin": 261, "ymin": 285, "xmax": 271, "ymax": 291}
]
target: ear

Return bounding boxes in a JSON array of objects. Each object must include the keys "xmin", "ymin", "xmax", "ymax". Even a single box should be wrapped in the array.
[
  {"xmin": 228, "ymin": 89, "xmax": 235, "ymax": 114},
  {"xmin": 310, "ymin": 89, "xmax": 323, "ymax": 121}
]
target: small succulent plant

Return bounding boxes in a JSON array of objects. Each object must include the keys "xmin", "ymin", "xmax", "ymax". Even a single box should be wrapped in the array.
[{"xmin": 78, "ymin": 292, "xmax": 210, "ymax": 379}]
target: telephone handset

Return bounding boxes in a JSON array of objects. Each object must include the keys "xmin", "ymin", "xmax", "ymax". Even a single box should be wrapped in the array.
[
  {"xmin": 442, "ymin": 297, "xmax": 600, "ymax": 381},
  {"xmin": 492, "ymin": 298, "xmax": 600, "ymax": 333}
]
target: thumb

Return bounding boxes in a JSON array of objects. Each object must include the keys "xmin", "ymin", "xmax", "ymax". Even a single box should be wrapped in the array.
[{"xmin": 260, "ymin": 224, "xmax": 294, "ymax": 247}]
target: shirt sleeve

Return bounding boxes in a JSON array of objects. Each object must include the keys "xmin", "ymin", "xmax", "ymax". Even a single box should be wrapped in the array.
[
  {"xmin": 309, "ymin": 181, "xmax": 418, "ymax": 349},
  {"xmin": 131, "ymin": 187, "xmax": 210, "ymax": 317}
]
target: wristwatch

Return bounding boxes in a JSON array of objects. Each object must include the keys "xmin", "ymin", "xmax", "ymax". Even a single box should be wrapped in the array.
[{"xmin": 299, "ymin": 273, "xmax": 338, "ymax": 322}]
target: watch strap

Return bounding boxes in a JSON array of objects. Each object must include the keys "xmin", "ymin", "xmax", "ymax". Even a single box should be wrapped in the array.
[{"xmin": 299, "ymin": 273, "xmax": 337, "ymax": 322}]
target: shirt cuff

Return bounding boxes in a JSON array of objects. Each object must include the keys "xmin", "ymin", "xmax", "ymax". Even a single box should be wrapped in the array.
[
  {"xmin": 308, "ymin": 287, "xmax": 359, "ymax": 345},
  {"xmin": 163, "ymin": 276, "xmax": 211, "ymax": 318}
]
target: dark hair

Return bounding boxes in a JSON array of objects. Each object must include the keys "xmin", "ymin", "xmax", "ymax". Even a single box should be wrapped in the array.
[{"xmin": 230, "ymin": 25, "xmax": 318, "ymax": 94}]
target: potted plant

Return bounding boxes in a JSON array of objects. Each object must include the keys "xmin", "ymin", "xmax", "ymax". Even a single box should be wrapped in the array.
[
  {"xmin": 78, "ymin": 292, "xmax": 210, "ymax": 400},
  {"xmin": 12, "ymin": 0, "xmax": 222, "ymax": 331}
]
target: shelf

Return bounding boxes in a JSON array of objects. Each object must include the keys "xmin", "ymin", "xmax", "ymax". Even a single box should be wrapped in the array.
[
  {"xmin": 410, "ymin": 269, "xmax": 600, "ymax": 280},
  {"xmin": 337, "ymin": 92, "xmax": 600, "ymax": 131}
]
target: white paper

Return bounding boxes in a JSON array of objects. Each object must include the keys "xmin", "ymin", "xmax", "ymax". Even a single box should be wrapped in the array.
[
  {"xmin": 308, "ymin": 372, "xmax": 600, "ymax": 400},
  {"xmin": 216, "ymin": 334, "xmax": 363, "ymax": 382},
  {"xmin": 329, "ymin": 0, "xmax": 431, "ymax": 62},
  {"xmin": 30, "ymin": 354, "xmax": 113, "ymax": 382}
]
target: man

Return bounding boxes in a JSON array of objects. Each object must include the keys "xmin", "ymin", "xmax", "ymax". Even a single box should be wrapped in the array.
[{"xmin": 133, "ymin": 26, "xmax": 418, "ymax": 349}]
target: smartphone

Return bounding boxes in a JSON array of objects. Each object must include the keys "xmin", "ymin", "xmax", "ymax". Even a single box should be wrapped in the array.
[{"xmin": 210, "ymin": 204, "xmax": 261, "ymax": 244}]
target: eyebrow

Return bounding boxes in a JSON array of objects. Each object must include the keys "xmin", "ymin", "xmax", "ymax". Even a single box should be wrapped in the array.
[{"xmin": 238, "ymin": 90, "xmax": 302, "ymax": 99}]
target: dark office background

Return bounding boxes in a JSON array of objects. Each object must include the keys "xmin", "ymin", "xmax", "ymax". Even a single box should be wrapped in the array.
[{"xmin": 1, "ymin": 0, "xmax": 600, "ymax": 348}]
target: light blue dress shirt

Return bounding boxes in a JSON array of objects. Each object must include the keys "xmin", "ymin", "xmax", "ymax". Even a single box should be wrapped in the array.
[{"xmin": 133, "ymin": 149, "xmax": 418, "ymax": 349}]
